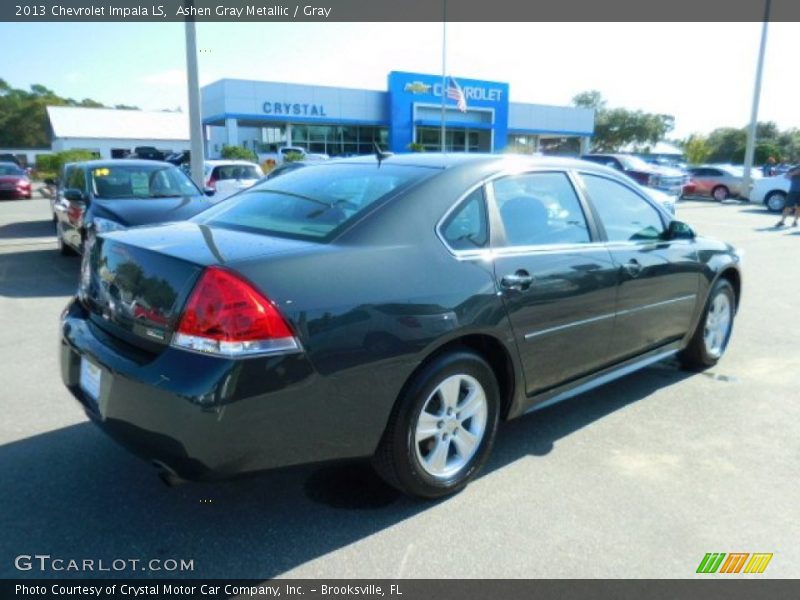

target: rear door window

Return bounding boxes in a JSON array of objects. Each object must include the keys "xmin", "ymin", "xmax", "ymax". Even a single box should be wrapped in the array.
[
  {"xmin": 441, "ymin": 188, "xmax": 488, "ymax": 250},
  {"xmin": 492, "ymin": 172, "xmax": 592, "ymax": 246}
]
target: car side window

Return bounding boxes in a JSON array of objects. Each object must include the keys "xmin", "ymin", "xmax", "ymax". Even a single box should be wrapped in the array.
[
  {"xmin": 441, "ymin": 187, "xmax": 488, "ymax": 250},
  {"xmin": 67, "ymin": 167, "xmax": 85, "ymax": 192},
  {"xmin": 492, "ymin": 172, "xmax": 591, "ymax": 247},
  {"xmin": 61, "ymin": 166, "xmax": 74, "ymax": 188},
  {"xmin": 580, "ymin": 174, "xmax": 666, "ymax": 242}
]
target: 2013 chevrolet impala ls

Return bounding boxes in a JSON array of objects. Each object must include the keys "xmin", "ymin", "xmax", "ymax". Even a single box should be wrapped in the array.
[{"xmin": 60, "ymin": 154, "xmax": 741, "ymax": 498}]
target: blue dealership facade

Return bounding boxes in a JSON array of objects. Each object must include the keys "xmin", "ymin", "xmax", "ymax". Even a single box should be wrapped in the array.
[{"xmin": 201, "ymin": 71, "xmax": 594, "ymax": 158}]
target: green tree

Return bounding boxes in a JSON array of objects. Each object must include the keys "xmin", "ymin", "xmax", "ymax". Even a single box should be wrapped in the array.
[
  {"xmin": 0, "ymin": 81, "xmax": 140, "ymax": 148},
  {"xmin": 572, "ymin": 90, "xmax": 674, "ymax": 152},
  {"xmin": 683, "ymin": 135, "xmax": 712, "ymax": 165},
  {"xmin": 705, "ymin": 128, "xmax": 747, "ymax": 163},
  {"xmin": 220, "ymin": 145, "xmax": 257, "ymax": 162}
]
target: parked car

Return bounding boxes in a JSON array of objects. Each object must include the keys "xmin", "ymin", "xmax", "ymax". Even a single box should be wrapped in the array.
[
  {"xmin": 204, "ymin": 160, "xmax": 265, "ymax": 201},
  {"xmin": 130, "ymin": 146, "xmax": 166, "ymax": 161},
  {"xmin": 749, "ymin": 170, "xmax": 795, "ymax": 212},
  {"xmin": 164, "ymin": 151, "xmax": 190, "ymax": 167},
  {"xmin": 581, "ymin": 153, "xmax": 685, "ymax": 196},
  {"xmin": 257, "ymin": 146, "xmax": 329, "ymax": 167},
  {"xmin": 60, "ymin": 154, "xmax": 741, "ymax": 498},
  {"xmin": 0, "ymin": 153, "xmax": 22, "ymax": 167},
  {"xmin": 258, "ymin": 160, "xmax": 311, "ymax": 183},
  {"xmin": 0, "ymin": 162, "xmax": 32, "ymax": 199},
  {"xmin": 682, "ymin": 165, "xmax": 759, "ymax": 201},
  {"xmin": 53, "ymin": 159, "xmax": 213, "ymax": 256}
]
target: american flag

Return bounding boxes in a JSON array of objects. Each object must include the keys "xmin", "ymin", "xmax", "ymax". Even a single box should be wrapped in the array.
[{"xmin": 446, "ymin": 77, "xmax": 467, "ymax": 113}]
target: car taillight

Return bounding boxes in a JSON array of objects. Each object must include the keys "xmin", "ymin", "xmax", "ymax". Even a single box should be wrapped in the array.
[
  {"xmin": 172, "ymin": 266, "xmax": 300, "ymax": 358},
  {"xmin": 207, "ymin": 176, "xmax": 217, "ymax": 190}
]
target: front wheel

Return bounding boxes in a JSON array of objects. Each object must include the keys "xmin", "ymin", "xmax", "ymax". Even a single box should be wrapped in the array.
[
  {"xmin": 372, "ymin": 350, "xmax": 500, "ymax": 499},
  {"xmin": 679, "ymin": 279, "xmax": 735, "ymax": 370}
]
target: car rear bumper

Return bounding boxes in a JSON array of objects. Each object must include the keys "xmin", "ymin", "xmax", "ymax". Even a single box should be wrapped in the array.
[
  {"xmin": 59, "ymin": 297, "xmax": 386, "ymax": 480},
  {"xmin": 0, "ymin": 189, "xmax": 31, "ymax": 199}
]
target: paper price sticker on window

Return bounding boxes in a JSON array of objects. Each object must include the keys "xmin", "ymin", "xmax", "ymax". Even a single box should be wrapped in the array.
[
  {"xmin": 94, "ymin": 168, "xmax": 110, "ymax": 177},
  {"xmin": 130, "ymin": 172, "xmax": 150, "ymax": 196}
]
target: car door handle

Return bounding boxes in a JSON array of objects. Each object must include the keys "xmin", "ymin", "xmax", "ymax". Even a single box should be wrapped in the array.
[
  {"xmin": 501, "ymin": 270, "xmax": 534, "ymax": 290},
  {"xmin": 623, "ymin": 259, "xmax": 643, "ymax": 278}
]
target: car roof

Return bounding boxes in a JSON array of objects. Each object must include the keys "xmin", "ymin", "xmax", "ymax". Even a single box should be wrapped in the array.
[
  {"xmin": 314, "ymin": 152, "xmax": 604, "ymax": 172},
  {"xmin": 205, "ymin": 160, "xmax": 258, "ymax": 166},
  {"xmin": 75, "ymin": 159, "xmax": 174, "ymax": 169},
  {"xmin": 0, "ymin": 161, "xmax": 22, "ymax": 168}
]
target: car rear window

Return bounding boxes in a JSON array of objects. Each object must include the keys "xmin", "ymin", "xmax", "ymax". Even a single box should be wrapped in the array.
[
  {"xmin": 212, "ymin": 164, "xmax": 263, "ymax": 180},
  {"xmin": 0, "ymin": 165, "xmax": 24, "ymax": 176},
  {"xmin": 90, "ymin": 164, "xmax": 199, "ymax": 199},
  {"xmin": 195, "ymin": 163, "xmax": 434, "ymax": 240}
]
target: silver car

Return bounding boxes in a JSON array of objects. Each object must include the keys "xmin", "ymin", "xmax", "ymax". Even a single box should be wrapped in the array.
[{"xmin": 683, "ymin": 165, "xmax": 760, "ymax": 201}]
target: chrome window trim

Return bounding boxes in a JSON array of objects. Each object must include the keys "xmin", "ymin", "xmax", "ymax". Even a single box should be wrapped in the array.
[{"xmin": 435, "ymin": 164, "xmax": 676, "ymax": 261}]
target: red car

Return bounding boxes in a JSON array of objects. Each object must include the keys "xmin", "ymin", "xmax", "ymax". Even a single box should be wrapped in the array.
[{"xmin": 0, "ymin": 162, "xmax": 32, "ymax": 199}]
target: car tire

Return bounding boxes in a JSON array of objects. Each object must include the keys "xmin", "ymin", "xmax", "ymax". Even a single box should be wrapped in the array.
[
  {"xmin": 765, "ymin": 191, "xmax": 787, "ymax": 213},
  {"xmin": 679, "ymin": 279, "xmax": 735, "ymax": 370},
  {"xmin": 372, "ymin": 349, "xmax": 500, "ymax": 499},
  {"xmin": 56, "ymin": 222, "xmax": 77, "ymax": 256},
  {"xmin": 711, "ymin": 185, "xmax": 729, "ymax": 202}
]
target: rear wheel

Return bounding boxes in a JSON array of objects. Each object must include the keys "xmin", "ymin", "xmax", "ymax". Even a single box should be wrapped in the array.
[
  {"xmin": 372, "ymin": 350, "xmax": 500, "ymax": 499},
  {"xmin": 711, "ymin": 185, "xmax": 729, "ymax": 202},
  {"xmin": 679, "ymin": 279, "xmax": 735, "ymax": 370},
  {"xmin": 765, "ymin": 191, "xmax": 787, "ymax": 213}
]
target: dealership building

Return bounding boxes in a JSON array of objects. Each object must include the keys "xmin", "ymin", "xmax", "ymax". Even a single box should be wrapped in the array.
[
  {"xmin": 36, "ymin": 71, "xmax": 593, "ymax": 160},
  {"xmin": 202, "ymin": 71, "xmax": 594, "ymax": 156}
]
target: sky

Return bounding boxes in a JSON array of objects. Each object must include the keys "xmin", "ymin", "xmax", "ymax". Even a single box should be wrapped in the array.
[{"xmin": 1, "ymin": 21, "xmax": 797, "ymax": 139}]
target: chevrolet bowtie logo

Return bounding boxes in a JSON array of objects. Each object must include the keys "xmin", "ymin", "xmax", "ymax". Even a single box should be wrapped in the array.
[{"xmin": 404, "ymin": 81, "xmax": 432, "ymax": 94}]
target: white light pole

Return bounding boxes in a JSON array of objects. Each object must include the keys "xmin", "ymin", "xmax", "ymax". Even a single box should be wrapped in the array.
[
  {"xmin": 440, "ymin": 0, "xmax": 447, "ymax": 153},
  {"xmin": 743, "ymin": 0, "xmax": 771, "ymax": 200},
  {"xmin": 184, "ymin": 15, "xmax": 205, "ymax": 188}
]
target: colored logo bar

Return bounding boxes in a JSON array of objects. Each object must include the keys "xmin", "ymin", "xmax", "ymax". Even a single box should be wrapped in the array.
[{"xmin": 697, "ymin": 553, "xmax": 773, "ymax": 574}]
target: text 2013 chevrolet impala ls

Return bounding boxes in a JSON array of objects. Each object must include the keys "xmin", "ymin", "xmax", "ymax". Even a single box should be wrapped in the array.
[{"xmin": 60, "ymin": 154, "xmax": 741, "ymax": 498}]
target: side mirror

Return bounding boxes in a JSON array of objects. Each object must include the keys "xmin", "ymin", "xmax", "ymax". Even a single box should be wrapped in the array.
[
  {"xmin": 63, "ymin": 188, "xmax": 87, "ymax": 203},
  {"xmin": 204, "ymin": 187, "xmax": 216, "ymax": 197},
  {"xmin": 666, "ymin": 220, "xmax": 695, "ymax": 240}
]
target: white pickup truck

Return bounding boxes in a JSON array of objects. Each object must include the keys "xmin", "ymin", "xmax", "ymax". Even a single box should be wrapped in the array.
[{"xmin": 257, "ymin": 146, "xmax": 329, "ymax": 167}]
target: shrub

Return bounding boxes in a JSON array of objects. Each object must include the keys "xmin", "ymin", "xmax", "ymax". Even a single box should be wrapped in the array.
[{"xmin": 220, "ymin": 145, "xmax": 257, "ymax": 162}]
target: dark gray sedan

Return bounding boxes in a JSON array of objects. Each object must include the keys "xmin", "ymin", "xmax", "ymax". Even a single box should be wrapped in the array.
[{"xmin": 60, "ymin": 154, "xmax": 741, "ymax": 498}]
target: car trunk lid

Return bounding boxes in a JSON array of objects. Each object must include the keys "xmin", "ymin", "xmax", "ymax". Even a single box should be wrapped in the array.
[{"xmin": 79, "ymin": 223, "xmax": 318, "ymax": 352}]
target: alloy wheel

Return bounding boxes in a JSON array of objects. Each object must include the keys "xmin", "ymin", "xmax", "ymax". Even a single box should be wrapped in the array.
[
  {"xmin": 703, "ymin": 292, "xmax": 732, "ymax": 359},
  {"xmin": 414, "ymin": 374, "xmax": 488, "ymax": 479}
]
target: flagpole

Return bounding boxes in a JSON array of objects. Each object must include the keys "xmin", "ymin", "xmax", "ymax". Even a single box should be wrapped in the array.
[{"xmin": 440, "ymin": 0, "xmax": 446, "ymax": 153}]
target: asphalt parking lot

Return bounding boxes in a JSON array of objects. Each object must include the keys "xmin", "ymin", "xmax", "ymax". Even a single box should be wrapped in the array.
[{"xmin": 0, "ymin": 191, "xmax": 797, "ymax": 579}]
